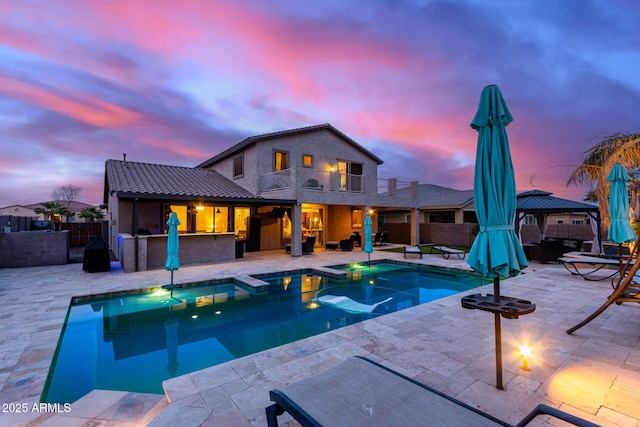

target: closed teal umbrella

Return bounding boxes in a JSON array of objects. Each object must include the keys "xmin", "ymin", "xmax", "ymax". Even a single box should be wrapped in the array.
[
  {"xmin": 465, "ymin": 85, "xmax": 529, "ymax": 390},
  {"xmin": 364, "ymin": 215, "xmax": 373, "ymax": 264},
  {"xmin": 467, "ymin": 85, "xmax": 528, "ymax": 280},
  {"xmin": 165, "ymin": 212, "xmax": 180, "ymax": 286},
  {"xmin": 607, "ymin": 164, "xmax": 637, "ymax": 244}
]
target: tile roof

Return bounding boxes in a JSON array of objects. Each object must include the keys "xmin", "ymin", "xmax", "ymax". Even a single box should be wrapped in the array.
[
  {"xmin": 197, "ymin": 123, "xmax": 384, "ymax": 168},
  {"xmin": 105, "ymin": 159, "xmax": 262, "ymax": 201}
]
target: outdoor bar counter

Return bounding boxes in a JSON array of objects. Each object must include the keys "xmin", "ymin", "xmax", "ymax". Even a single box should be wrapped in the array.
[{"xmin": 118, "ymin": 232, "xmax": 237, "ymax": 273}]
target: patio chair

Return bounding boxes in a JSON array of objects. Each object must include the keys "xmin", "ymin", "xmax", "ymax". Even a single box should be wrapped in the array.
[
  {"xmin": 349, "ymin": 231, "xmax": 361, "ymax": 247},
  {"xmin": 567, "ymin": 243, "xmax": 640, "ymax": 334},
  {"xmin": 373, "ymin": 232, "xmax": 383, "ymax": 246},
  {"xmin": 526, "ymin": 239, "xmax": 565, "ymax": 263},
  {"xmin": 379, "ymin": 231, "xmax": 389, "ymax": 245},
  {"xmin": 266, "ymin": 356, "xmax": 599, "ymax": 427},
  {"xmin": 302, "ymin": 235, "xmax": 316, "ymax": 254}
]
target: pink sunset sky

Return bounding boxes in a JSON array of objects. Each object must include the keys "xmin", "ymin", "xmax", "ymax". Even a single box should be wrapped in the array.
[{"xmin": 1, "ymin": 0, "xmax": 639, "ymax": 206}]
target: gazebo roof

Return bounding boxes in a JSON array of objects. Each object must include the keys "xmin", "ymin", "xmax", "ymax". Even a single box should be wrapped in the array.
[{"xmin": 516, "ymin": 190, "xmax": 598, "ymax": 214}]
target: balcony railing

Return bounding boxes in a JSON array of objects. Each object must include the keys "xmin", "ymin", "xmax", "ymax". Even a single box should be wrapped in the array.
[
  {"xmin": 301, "ymin": 169, "xmax": 330, "ymax": 190},
  {"xmin": 258, "ymin": 168, "xmax": 369, "ymax": 194},
  {"xmin": 259, "ymin": 170, "xmax": 291, "ymax": 192}
]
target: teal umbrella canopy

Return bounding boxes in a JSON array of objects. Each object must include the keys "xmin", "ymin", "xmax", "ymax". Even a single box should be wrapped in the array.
[
  {"xmin": 467, "ymin": 85, "xmax": 528, "ymax": 279},
  {"xmin": 165, "ymin": 212, "xmax": 180, "ymax": 279},
  {"xmin": 607, "ymin": 163, "xmax": 637, "ymax": 244},
  {"xmin": 364, "ymin": 215, "xmax": 373, "ymax": 262}
]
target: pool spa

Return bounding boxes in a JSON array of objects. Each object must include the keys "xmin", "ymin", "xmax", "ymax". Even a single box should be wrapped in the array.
[{"xmin": 42, "ymin": 261, "xmax": 491, "ymax": 404}]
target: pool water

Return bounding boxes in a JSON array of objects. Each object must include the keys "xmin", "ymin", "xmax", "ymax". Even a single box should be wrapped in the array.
[{"xmin": 42, "ymin": 262, "xmax": 490, "ymax": 404}]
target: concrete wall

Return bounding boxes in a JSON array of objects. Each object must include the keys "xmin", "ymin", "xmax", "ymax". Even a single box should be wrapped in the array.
[
  {"xmin": 0, "ymin": 231, "xmax": 69, "ymax": 268},
  {"xmin": 118, "ymin": 232, "xmax": 236, "ymax": 273}
]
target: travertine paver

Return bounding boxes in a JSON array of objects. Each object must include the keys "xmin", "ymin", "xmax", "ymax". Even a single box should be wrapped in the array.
[{"xmin": 0, "ymin": 247, "xmax": 639, "ymax": 426}]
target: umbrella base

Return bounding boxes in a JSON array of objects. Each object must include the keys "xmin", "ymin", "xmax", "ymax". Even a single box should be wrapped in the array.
[{"xmin": 461, "ymin": 294, "xmax": 536, "ymax": 319}]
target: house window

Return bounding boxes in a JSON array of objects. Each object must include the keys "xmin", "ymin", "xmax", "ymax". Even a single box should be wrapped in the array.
[
  {"xmin": 194, "ymin": 206, "xmax": 229, "ymax": 232},
  {"xmin": 405, "ymin": 214, "xmax": 411, "ymax": 223},
  {"xmin": 274, "ymin": 151, "xmax": 289, "ymax": 171},
  {"xmin": 337, "ymin": 160, "xmax": 363, "ymax": 193},
  {"xmin": 429, "ymin": 212, "xmax": 454, "ymax": 223},
  {"xmin": 352, "ymin": 209, "xmax": 362, "ymax": 228},
  {"xmin": 572, "ymin": 219, "xmax": 585, "ymax": 225},
  {"xmin": 524, "ymin": 215, "xmax": 537, "ymax": 225},
  {"xmin": 303, "ymin": 154, "xmax": 313, "ymax": 168},
  {"xmin": 556, "ymin": 220, "xmax": 564, "ymax": 224},
  {"xmin": 234, "ymin": 207, "xmax": 250, "ymax": 239},
  {"xmin": 166, "ymin": 205, "xmax": 189, "ymax": 233},
  {"xmin": 233, "ymin": 154, "xmax": 244, "ymax": 178}
]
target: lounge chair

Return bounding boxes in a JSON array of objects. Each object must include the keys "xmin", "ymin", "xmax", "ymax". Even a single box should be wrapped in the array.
[
  {"xmin": 266, "ymin": 356, "xmax": 599, "ymax": 427},
  {"xmin": 559, "ymin": 254, "xmax": 627, "ymax": 281},
  {"xmin": 430, "ymin": 245, "xmax": 466, "ymax": 260},
  {"xmin": 403, "ymin": 245, "xmax": 423, "ymax": 258},
  {"xmin": 567, "ymin": 244, "xmax": 640, "ymax": 334},
  {"xmin": 315, "ymin": 295, "xmax": 392, "ymax": 314}
]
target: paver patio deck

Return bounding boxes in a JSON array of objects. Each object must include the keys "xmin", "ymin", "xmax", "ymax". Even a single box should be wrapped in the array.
[{"xmin": 1, "ymin": 246, "xmax": 639, "ymax": 426}]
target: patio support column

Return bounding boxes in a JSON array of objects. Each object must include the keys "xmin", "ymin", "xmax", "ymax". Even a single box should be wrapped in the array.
[
  {"xmin": 291, "ymin": 202, "xmax": 303, "ymax": 256},
  {"xmin": 410, "ymin": 207, "xmax": 420, "ymax": 245},
  {"xmin": 132, "ymin": 198, "xmax": 139, "ymax": 272}
]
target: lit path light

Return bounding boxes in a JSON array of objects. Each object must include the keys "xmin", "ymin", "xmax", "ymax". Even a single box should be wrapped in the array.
[{"xmin": 520, "ymin": 344, "xmax": 532, "ymax": 371}]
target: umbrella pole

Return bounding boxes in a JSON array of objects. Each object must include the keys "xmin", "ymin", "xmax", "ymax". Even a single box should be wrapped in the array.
[{"xmin": 493, "ymin": 277, "xmax": 504, "ymax": 390}]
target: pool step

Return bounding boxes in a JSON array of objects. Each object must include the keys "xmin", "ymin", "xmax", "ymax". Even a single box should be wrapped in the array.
[{"xmin": 51, "ymin": 389, "xmax": 168, "ymax": 425}]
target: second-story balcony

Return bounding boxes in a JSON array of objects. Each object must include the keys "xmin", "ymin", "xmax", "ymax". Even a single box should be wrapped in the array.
[
  {"xmin": 257, "ymin": 167, "xmax": 418, "ymax": 208},
  {"xmin": 258, "ymin": 168, "xmax": 366, "ymax": 194}
]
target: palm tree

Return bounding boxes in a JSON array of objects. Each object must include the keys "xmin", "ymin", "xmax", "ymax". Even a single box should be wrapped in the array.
[
  {"xmin": 34, "ymin": 202, "xmax": 72, "ymax": 230},
  {"xmin": 78, "ymin": 207, "xmax": 105, "ymax": 223},
  {"xmin": 567, "ymin": 132, "xmax": 640, "ymax": 232},
  {"xmin": 583, "ymin": 190, "xmax": 598, "ymax": 203}
]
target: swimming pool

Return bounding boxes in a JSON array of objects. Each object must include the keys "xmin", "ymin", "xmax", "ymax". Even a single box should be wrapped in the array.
[{"xmin": 42, "ymin": 262, "xmax": 490, "ymax": 404}]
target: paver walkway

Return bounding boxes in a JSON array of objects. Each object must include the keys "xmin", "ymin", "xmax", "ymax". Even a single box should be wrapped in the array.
[{"xmin": 1, "ymin": 247, "xmax": 639, "ymax": 426}]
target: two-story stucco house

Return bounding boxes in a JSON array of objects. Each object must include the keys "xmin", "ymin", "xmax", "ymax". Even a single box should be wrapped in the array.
[{"xmin": 104, "ymin": 124, "xmax": 420, "ymax": 272}]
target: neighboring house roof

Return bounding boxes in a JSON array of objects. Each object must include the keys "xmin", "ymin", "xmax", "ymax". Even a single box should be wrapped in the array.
[
  {"xmin": 104, "ymin": 159, "xmax": 267, "ymax": 202},
  {"xmin": 516, "ymin": 190, "xmax": 599, "ymax": 213},
  {"xmin": 24, "ymin": 201, "xmax": 96, "ymax": 212},
  {"xmin": 418, "ymin": 184, "xmax": 474, "ymax": 209},
  {"xmin": 0, "ymin": 204, "xmax": 31, "ymax": 210},
  {"xmin": 394, "ymin": 183, "xmax": 474, "ymax": 208},
  {"xmin": 196, "ymin": 123, "xmax": 384, "ymax": 168}
]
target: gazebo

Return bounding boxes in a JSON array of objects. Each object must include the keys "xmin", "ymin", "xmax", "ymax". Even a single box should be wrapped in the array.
[{"xmin": 516, "ymin": 190, "xmax": 602, "ymax": 253}]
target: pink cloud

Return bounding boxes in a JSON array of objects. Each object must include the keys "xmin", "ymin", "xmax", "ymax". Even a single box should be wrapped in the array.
[
  {"xmin": 140, "ymin": 137, "xmax": 212, "ymax": 160},
  {"xmin": 0, "ymin": 76, "xmax": 144, "ymax": 127}
]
